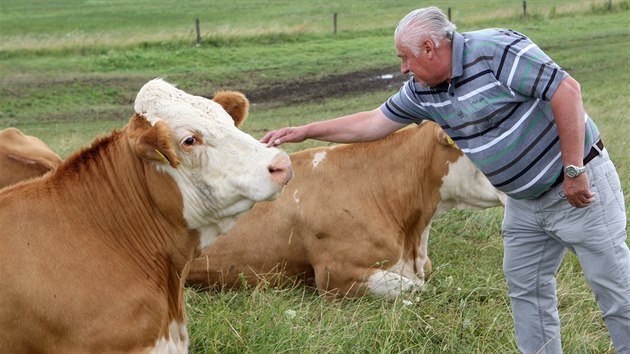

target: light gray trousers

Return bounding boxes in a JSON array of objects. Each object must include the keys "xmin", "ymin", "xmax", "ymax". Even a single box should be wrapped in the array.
[{"xmin": 502, "ymin": 149, "xmax": 630, "ymax": 354}]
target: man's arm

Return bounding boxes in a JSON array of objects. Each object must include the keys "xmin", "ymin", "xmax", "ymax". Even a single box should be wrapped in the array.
[
  {"xmin": 550, "ymin": 76, "xmax": 595, "ymax": 208},
  {"xmin": 260, "ymin": 107, "xmax": 407, "ymax": 147}
]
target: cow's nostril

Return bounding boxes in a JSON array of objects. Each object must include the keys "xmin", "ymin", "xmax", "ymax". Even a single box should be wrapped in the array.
[{"xmin": 268, "ymin": 156, "xmax": 293, "ymax": 185}]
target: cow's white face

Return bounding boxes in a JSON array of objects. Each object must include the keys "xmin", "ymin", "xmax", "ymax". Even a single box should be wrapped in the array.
[
  {"xmin": 134, "ymin": 79, "xmax": 292, "ymax": 245},
  {"xmin": 437, "ymin": 153, "xmax": 506, "ymax": 215}
]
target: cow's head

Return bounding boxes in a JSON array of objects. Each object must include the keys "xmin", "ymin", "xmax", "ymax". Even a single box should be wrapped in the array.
[
  {"xmin": 434, "ymin": 127, "xmax": 506, "ymax": 215},
  {"xmin": 130, "ymin": 79, "xmax": 292, "ymax": 247}
]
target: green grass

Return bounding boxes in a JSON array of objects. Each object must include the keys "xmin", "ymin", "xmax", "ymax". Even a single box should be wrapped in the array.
[
  {"xmin": 1, "ymin": 1, "xmax": 629, "ymax": 352},
  {"xmin": 0, "ymin": 1, "xmax": 603, "ymax": 50}
]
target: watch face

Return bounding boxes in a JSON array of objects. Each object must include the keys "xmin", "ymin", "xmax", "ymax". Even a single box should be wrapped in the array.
[{"xmin": 565, "ymin": 165, "xmax": 584, "ymax": 178}]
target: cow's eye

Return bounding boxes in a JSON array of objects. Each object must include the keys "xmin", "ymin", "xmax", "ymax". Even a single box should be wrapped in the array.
[{"xmin": 182, "ymin": 136, "xmax": 196, "ymax": 146}]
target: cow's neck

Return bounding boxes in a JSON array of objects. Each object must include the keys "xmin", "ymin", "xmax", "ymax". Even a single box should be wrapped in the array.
[
  {"xmin": 55, "ymin": 130, "xmax": 198, "ymax": 281},
  {"xmin": 355, "ymin": 128, "xmax": 443, "ymax": 238}
]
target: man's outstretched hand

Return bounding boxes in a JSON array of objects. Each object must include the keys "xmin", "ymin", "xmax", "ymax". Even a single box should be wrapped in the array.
[{"xmin": 260, "ymin": 126, "xmax": 307, "ymax": 147}]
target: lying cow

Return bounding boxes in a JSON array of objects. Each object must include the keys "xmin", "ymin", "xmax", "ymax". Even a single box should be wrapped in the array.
[
  {"xmin": 186, "ymin": 121, "xmax": 505, "ymax": 299},
  {"xmin": 0, "ymin": 127, "xmax": 63, "ymax": 189},
  {"xmin": 0, "ymin": 79, "xmax": 292, "ymax": 353}
]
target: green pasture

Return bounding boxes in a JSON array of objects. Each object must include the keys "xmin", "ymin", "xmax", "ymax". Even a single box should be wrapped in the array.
[{"xmin": 1, "ymin": 1, "xmax": 629, "ymax": 352}]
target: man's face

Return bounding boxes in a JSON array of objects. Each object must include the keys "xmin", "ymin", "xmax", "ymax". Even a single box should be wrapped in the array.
[{"xmin": 396, "ymin": 41, "xmax": 447, "ymax": 87}]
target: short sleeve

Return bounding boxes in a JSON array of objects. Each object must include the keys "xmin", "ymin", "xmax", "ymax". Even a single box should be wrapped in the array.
[
  {"xmin": 380, "ymin": 79, "xmax": 432, "ymax": 124},
  {"xmin": 490, "ymin": 29, "xmax": 568, "ymax": 101}
]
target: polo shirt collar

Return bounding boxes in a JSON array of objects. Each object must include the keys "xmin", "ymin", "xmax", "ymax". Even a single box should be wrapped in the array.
[{"xmin": 451, "ymin": 31, "xmax": 464, "ymax": 80}]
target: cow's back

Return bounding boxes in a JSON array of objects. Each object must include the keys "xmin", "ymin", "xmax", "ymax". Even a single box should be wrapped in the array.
[{"xmin": 0, "ymin": 128, "xmax": 62, "ymax": 188}]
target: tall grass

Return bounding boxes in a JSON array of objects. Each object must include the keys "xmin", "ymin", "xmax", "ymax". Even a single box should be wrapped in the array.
[{"xmin": 1, "ymin": 1, "xmax": 628, "ymax": 352}]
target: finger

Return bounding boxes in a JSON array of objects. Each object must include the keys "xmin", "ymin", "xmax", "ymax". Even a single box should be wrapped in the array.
[
  {"xmin": 262, "ymin": 131, "xmax": 283, "ymax": 147},
  {"xmin": 580, "ymin": 189, "xmax": 595, "ymax": 203},
  {"xmin": 572, "ymin": 199, "xmax": 587, "ymax": 208},
  {"xmin": 572, "ymin": 193, "xmax": 595, "ymax": 208},
  {"xmin": 582, "ymin": 194, "xmax": 595, "ymax": 205},
  {"xmin": 260, "ymin": 131, "xmax": 274, "ymax": 144},
  {"xmin": 268, "ymin": 138, "xmax": 280, "ymax": 147}
]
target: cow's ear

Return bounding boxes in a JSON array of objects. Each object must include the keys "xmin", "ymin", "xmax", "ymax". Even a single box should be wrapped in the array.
[
  {"xmin": 127, "ymin": 113, "xmax": 180, "ymax": 168},
  {"xmin": 436, "ymin": 128, "xmax": 458, "ymax": 149},
  {"xmin": 212, "ymin": 91, "xmax": 249, "ymax": 128}
]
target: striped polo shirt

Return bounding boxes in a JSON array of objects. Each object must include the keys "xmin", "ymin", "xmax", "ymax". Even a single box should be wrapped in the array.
[{"xmin": 381, "ymin": 29, "xmax": 600, "ymax": 199}]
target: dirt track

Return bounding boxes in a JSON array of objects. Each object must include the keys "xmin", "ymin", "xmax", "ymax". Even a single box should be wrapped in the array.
[
  {"xmin": 0, "ymin": 65, "xmax": 408, "ymax": 125},
  {"xmin": 240, "ymin": 65, "xmax": 407, "ymax": 106}
]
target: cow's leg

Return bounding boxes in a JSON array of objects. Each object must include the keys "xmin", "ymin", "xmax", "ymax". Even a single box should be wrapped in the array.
[
  {"xmin": 415, "ymin": 221, "xmax": 432, "ymax": 281},
  {"xmin": 423, "ymin": 257, "xmax": 433, "ymax": 280},
  {"xmin": 365, "ymin": 269, "xmax": 421, "ymax": 299},
  {"xmin": 313, "ymin": 264, "xmax": 420, "ymax": 300},
  {"xmin": 312, "ymin": 265, "xmax": 370, "ymax": 298}
]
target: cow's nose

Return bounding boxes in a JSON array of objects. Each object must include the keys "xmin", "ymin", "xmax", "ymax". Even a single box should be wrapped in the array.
[{"xmin": 268, "ymin": 153, "xmax": 293, "ymax": 186}]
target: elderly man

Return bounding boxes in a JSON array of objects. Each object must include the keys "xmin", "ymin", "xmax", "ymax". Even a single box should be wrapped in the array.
[{"xmin": 261, "ymin": 6, "xmax": 629, "ymax": 354}]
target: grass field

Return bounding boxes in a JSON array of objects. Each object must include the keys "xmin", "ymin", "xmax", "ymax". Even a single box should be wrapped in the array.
[{"xmin": 1, "ymin": 1, "xmax": 629, "ymax": 352}]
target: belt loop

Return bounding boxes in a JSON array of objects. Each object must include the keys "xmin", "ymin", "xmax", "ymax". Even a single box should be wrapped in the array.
[{"xmin": 593, "ymin": 139, "xmax": 603, "ymax": 155}]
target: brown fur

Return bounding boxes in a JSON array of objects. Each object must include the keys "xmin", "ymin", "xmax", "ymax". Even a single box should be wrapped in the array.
[
  {"xmin": 0, "ymin": 115, "xmax": 193, "ymax": 352},
  {"xmin": 212, "ymin": 90, "xmax": 249, "ymax": 127},
  {"xmin": 186, "ymin": 122, "xmax": 461, "ymax": 298},
  {"xmin": 0, "ymin": 90, "xmax": 251, "ymax": 352},
  {"xmin": 0, "ymin": 128, "xmax": 63, "ymax": 189}
]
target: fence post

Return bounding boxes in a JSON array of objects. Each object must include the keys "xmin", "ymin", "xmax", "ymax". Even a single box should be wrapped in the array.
[
  {"xmin": 522, "ymin": 0, "xmax": 527, "ymax": 17},
  {"xmin": 448, "ymin": 7, "xmax": 451, "ymax": 21},
  {"xmin": 608, "ymin": 0, "xmax": 613, "ymax": 10},
  {"xmin": 333, "ymin": 13, "xmax": 337, "ymax": 34},
  {"xmin": 195, "ymin": 18, "xmax": 202, "ymax": 46}
]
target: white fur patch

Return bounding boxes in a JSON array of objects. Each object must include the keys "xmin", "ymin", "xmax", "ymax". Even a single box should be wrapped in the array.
[
  {"xmin": 366, "ymin": 269, "xmax": 419, "ymax": 299},
  {"xmin": 293, "ymin": 189, "xmax": 300, "ymax": 204},
  {"xmin": 311, "ymin": 151, "xmax": 327, "ymax": 169},
  {"xmin": 197, "ymin": 224, "xmax": 222, "ymax": 250},
  {"xmin": 151, "ymin": 321, "xmax": 188, "ymax": 354},
  {"xmin": 438, "ymin": 155, "xmax": 505, "ymax": 215},
  {"xmin": 415, "ymin": 223, "xmax": 431, "ymax": 281}
]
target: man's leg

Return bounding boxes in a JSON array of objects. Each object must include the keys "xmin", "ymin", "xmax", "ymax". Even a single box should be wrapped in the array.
[
  {"xmin": 552, "ymin": 155, "xmax": 630, "ymax": 353},
  {"xmin": 503, "ymin": 197, "xmax": 566, "ymax": 354}
]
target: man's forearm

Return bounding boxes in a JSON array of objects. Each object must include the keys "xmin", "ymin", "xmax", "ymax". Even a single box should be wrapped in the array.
[{"xmin": 551, "ymin": 77, "xmax": 586, "ymax": 168}]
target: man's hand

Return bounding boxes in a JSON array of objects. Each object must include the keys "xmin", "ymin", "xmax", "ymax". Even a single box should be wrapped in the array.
[
  {"xmin": 260, "ymin": 126, "xmax": 307, "ymax": 147},
  {"xmin": 563, "ymin": 173, "xmax": 595, "ymax": 208}
]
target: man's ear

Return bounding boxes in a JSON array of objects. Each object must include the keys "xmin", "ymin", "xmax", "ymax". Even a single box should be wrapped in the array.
[
  {"xmin": 127, "ymin": 113, "xmax": 180, "ymax": 167},
  {"xmin": 422, "ymin": 40, "xmax": 435, "ymax": 57},
  {"xmin": 212, "ymin": 91, "xmax": 250, "ymax": 128}
]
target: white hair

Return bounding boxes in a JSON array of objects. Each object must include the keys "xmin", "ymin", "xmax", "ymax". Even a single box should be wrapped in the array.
[{"xmin": 395, "ymin": 7, "xmax": 457, "ymax": 56}]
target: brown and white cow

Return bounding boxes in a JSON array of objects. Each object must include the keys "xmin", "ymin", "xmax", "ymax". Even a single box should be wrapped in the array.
[
  {"xmin": 0, "ymin": 79, "xmax": 292, "ymax": 353},
  {"xmin": 0, "ymin": 127, "xmax": 63, "ymax": 189},
  {"xmin": 186, "ymin": 121, "xmax": 506, "ymax": 299}
]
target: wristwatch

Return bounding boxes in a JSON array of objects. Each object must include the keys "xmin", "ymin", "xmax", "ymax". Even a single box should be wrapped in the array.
[{"xmin": 564, "ymin": 165, "xmax": 586, "ymax": 178}]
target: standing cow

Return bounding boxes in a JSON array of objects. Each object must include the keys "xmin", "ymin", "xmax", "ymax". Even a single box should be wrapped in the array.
[
  {"xmin": 0, "ymin": 79, "xmax": 292, "ymax": 353},
  {"xmin": 0, "ymin": 128, "xmax": 63, "ymax": 189},
  {"xmin": 186, "ymin": 121, "xmax": 505, "ymax": 299}
]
